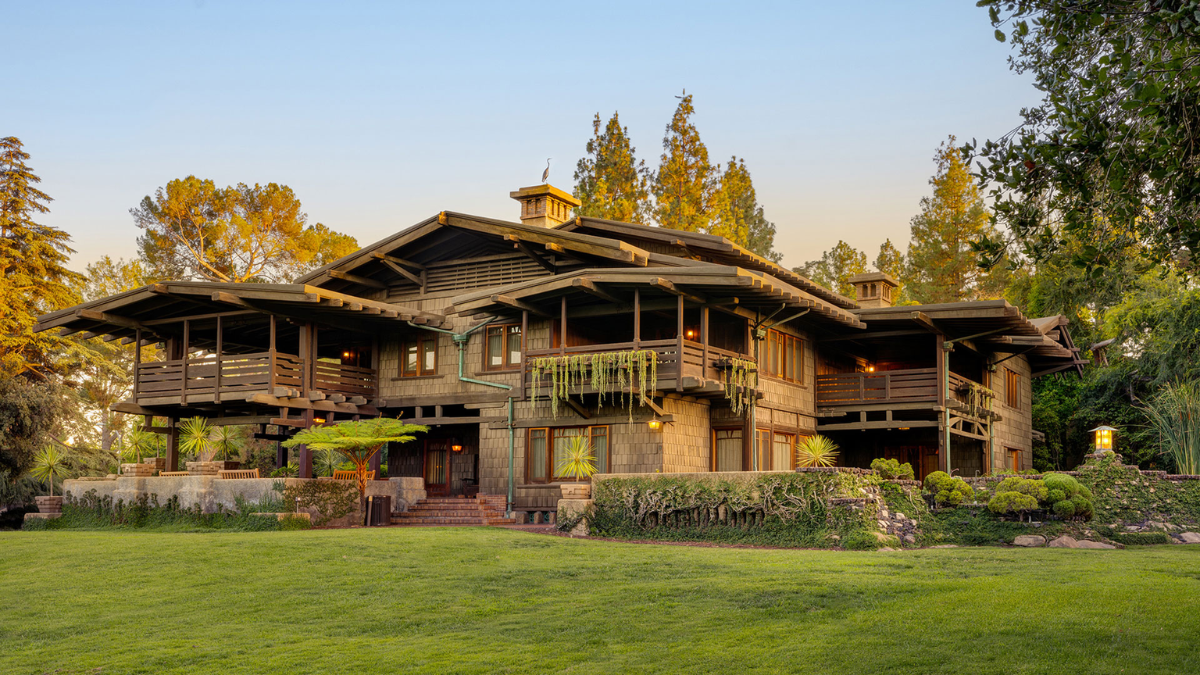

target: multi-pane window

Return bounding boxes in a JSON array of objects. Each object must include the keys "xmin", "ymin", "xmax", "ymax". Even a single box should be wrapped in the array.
[
  {"xmin": 400, "ymin": 336, "xmax": 437, "ymax": 377},
  {"xmin": 764, "ymin": 329, "xmax": 805, "ymax": 384},
  {"xmin": 771, "ymin": 432, "xmax": 795, "ymax": 471},
  {"xmin": 526, "ymin": 426, "xmax": 609, "ymax": 483},
  {"xmin": 714, "ymin": 428, "xmax": 743, "ymax": 471},
  {"xmin": 485, "ymin": 324, "xmax": 523, "ymax": 371},
  {"xmin": 1005, "ymin": 368, "xmax": 1021, "ymax": 409}
]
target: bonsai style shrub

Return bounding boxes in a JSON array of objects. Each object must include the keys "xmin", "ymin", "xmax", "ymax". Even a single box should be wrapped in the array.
[
  {"xmin": 1042, "ymin": 473, "xmax": 1094, "ymax": 521},
  {"xmin": 795, "ymin": 435, "xmax": 840, "ymax": 468},
  {"xmin": 924, "ymin": 471, "xmax": 974, "ymax": 506},
  {"xmin": 994, "ymin": 476, "xmax": 1048, "ymax": 502},
  {"xmin": 988, "ymin": 491, "xmax": 1040, "ymax": 520},
  {"xmin": 870, "ymin": 458, "xmax": 915, "ymax": 480},
  {"xmin": 29, "ymin": 445, "xmax": 67, "ymax": 497},
  {"xmin": 555, "ymin": 435, "xmax": 597, "ymax": 481},
  {"xmin": 284, "ymin": 418, "xmax": 428, "ymax": 511}
]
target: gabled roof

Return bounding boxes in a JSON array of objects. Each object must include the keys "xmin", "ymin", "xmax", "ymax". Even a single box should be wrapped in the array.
[{"xmin": 560, "ymin": 216, "xmax": 858, "ymax": 310}]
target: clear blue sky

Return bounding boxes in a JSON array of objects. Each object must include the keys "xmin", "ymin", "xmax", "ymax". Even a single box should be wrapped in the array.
[{"xmin": 4, "ymin": 0, "xmax": 1037, "ymax": 272}]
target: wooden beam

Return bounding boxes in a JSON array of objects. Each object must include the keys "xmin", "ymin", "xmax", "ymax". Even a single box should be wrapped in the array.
[
  {"xmin": 379, "ymin": 258, "xmax": 423, "ymax": 286},
  {"xmin": 571, "ymin": 278, "xmax": 626, "ymax": 306},
  {"xmin": 211, "ymin": 291, "xmax": 253, "ymax": 308},
  {"xmin": 564, "ymin": 399, "xmax": 591, "ymax": 420},
  {"xmin": 75, "ymin": 308, "xmax": 149, "ymax": 332},
  {"xmin": 328, "ymin": 269, "xmax": 387, "ymax": 289},
  {"xmin": 370, "ymin": 251, "xmax": 426, "ymax": 270},
  {"xmin": 650, "ymin": 278, "xmax": 706, "ymax": 304},
  {"xmin": 815, "ymin": 419, "xmax": 940, "ymax": 432},
  {"xmin": 507, "ymin": 235, "xmax": 556, "ymax": 273},
  {"xmin": 491, "ymin": 294, "xmax": 553, "ymax": 318}
]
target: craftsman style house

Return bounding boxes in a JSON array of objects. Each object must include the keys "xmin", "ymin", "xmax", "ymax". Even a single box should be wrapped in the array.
[{"xmin": 36, "ymin": 183, "xmax": 1083, "ymax": 515}]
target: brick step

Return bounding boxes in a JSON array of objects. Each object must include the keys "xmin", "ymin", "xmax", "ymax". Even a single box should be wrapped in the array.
[
  {"xmin": 390, "ymin": 516, "xmax": 518, "ymax": 526},
  {"xmin": 397, "ymin": 510, "xmax": 493, "ymax": 518}
]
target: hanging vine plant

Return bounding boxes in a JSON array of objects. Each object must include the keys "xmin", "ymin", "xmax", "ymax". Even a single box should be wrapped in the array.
[
  {"xmin": 531, "ymin": 349, "xmax": 658, "ymax": 419},
  {"xmin": 722, "ymin": 358, "xmax": 758, "ymax": 416}
]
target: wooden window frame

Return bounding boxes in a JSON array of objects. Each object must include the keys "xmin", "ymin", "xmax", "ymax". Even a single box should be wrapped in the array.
[
  {"xmin": 711, "ymin": 426, "xmax": 745, "ymax": 472},
  {"xmin": 525, "ymin": 425, "xmax": 610, "ymax": 483},
  {"xmin": 770, "ymin": 431, "xmax": 795, "ymax": 471},
  {"xmin": 483, "ymin": 323, "xmax": 523, "ymax": 372},
  {"xmin": 399, "ymin": 335, "xmax": 438, "ymax": 378},
  {"xmin": 1007, "ymin": 447, "xmax": 1022, "ymax": 472},
  {"xmin": 1005, "ymin": 367, "xmax": 1021, "ymax": 410},
  {"xmin": 762, "ymin": 329, "xmax": 805, "ymax": 385}
]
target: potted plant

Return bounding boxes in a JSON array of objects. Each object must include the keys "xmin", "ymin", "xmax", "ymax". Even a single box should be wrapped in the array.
[
  {"xmin": 556, "ymin": 435, "xmax": 597, "ymax": 499},
  {"xmin": 30, "ymin": 445, "xmax": 67, "ymax": 514},
  {"xmin": 180, "ymin": 417, "xmax": 240, "ymax": 473},
  {"xmin": 795, "ymin": 435, "xmax": 840, "ymax": 468}
]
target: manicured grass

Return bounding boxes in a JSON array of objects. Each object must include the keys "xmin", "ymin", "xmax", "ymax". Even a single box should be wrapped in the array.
[{"xmin": 2, "ymin": 529, "xmax": 1199, "ymax": 674}]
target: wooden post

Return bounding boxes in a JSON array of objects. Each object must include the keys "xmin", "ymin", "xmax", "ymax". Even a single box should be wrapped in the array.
[
  {"xmin": 180, "ymin": 320, "xmax": 190, "ymax": 406},
  {"xmin": 165, "ymin": 418, "xmax": 180, "ymax": 473},
  {"xmin": 676, "ymin": 294, "xmax": 684, "ymax": 392},
  {"xmin": 133, "ymin": 328, "xmax": 142, "ymax": 400},
  {"xmin": 214, "ymin": 316, "xmax": 223, "ymax": 404},
  {"xmin": 298, "ymin": 409, "xmax": 314, "ymax": 478},
  {"xmin": 312, "ymin": 324, "xmax": 320, "ymax": 392},
  {"xmin": 297, "ymin": 321, "xmax": 309, "ymax": 397},
  {"xmin": 369, "ymin": 450, "xmax": 382, "ymax": 480},
  {"xmin": 701, "ymin": 305, "xmax": 709, "ymax": 379},
  {"xmin": 936, "ymin": 333, "xmax": 948, "ymax": 473},
  {"xmin": 370, "ymin": 336, "xmax": 380, "ymax": 400},
  {"xmin": 520, "ymin": 309, "xmax": 529, "ymax": 401},
  {"xmin": 559, "ymin": 296, "xmax": 567, "ymax": 356},
  {"xmin": 633, "ymin": 289, "xmax": 641, "ymax": 348}
]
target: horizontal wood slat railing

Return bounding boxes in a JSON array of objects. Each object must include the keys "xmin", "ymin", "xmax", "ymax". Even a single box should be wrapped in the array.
[
  {"xmin": 524, "ymin": 340, "xmax": 753, "ymax": 392},
  {"xmin": 136, "ymin": 352, "xmax": 378, "ymax": 403},
  {"xmin": 816, "ymin": 368, "xmax": 939, "ymax": 406}
]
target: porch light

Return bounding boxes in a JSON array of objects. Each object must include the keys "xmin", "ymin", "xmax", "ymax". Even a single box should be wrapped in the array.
[
  {"xmin": 866, "ymin": 365, "xmax": 876, "ymax": 373},
  {"xmin": 342, "ymin": 350, "xmax": 352, "ymax": 359},
  {"xmin": 685, "ymin": 329, "xmax": 697, "ymax": 340},
  {"xmin": 450, "ymin": 439, "xmax": 464, "ymax": 452},
  {"xmin": 1090, "ymin": 425, "xmax": 1116, "ymax": 453},
  {"xmin": 313, "ymin": 417, "xmax": 326, "ymax": 425},
  {"xmin": 648, "ymin": 418, "xmax": 663, "ymax": 431}
]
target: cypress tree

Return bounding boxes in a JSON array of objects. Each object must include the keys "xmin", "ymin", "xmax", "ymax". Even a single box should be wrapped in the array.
[{"xmin": 573, "ymin": 112, "xmax": 651, "ymax": 224}]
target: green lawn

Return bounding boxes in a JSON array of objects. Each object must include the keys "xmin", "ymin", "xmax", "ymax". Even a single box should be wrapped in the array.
[{"xmin": 2, "ymin": 529, "xmax": 1199, "ymax": 674}]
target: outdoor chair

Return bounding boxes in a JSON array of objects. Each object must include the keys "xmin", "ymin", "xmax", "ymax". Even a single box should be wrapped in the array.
[
  {"xmin": 332, "ymin": 470, "xmax": 374, "ymax": 480},
  {"xmin": 217, "ymin": 469, "xmax": 260, "ymax": 479}
]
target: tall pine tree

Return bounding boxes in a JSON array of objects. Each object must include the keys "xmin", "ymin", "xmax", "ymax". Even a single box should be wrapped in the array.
[
  {"xmin": 874, "ymin": 238, "xmax": 908, "ymax": 302},
  {"xmin": 653, "ymin": 93, "xmax": 715, "ymax": 233},
  {"xmin": 794, "ymin": 240, "xmax": 868, "ymax": 298},
  {"xmin": 0, "ymin": 137, "xmax": 83, "ymax": 378},
  {"xmin": 906, "ymin": 136, "xmax": 1005, "ymax": 304},
  {"xmin": 712, "ymin": 157, "xmax": 782, "ymax": 262},
  {"xmin": 573, "ymin": 112, "xmax": 651, "ymax": 224}
]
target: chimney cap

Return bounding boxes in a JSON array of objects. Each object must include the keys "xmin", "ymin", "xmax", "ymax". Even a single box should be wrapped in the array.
[
  {"xmin": 847, "ymin": 271, "xmax": 899, "ymax": 286},
  {"xmin": 509, "ymin": 184, "xmax": 581, "ymax": 207}
]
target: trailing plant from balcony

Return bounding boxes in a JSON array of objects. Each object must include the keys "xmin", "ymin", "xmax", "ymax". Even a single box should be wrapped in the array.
[
  {"xmin": 530, "ymin": 349, "xmax": 657, "ymax": 419},
  {"xmin": 722, "ymin": 358, "xmax": 757, "ymax": 415},
  {"xmin": 795, "ymin": 435, "xmax": 840, "ymax": 468},
  {"xmin": 960, "ymin": 380, "xmax": 996, "ymax": 419}
]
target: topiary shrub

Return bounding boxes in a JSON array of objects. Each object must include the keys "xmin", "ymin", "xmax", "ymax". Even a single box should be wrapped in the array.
[
  {"xmin": 871, "ymin": 458, "xmax": 915, "ymax": 480},
  {"xmin": 1052, "ymin": 499, "xmax": 1076, "ymax": 518},
  {"xmin": 995, "ymin": 476, "xmax": 1049, "ymax": 502},
  {"xmin": 987, "ymin": 491, "xmax": 1039, "ymax": 519},
  {"xmin": 924, "ymin": 471, "xmax": 974, "ymax": 507},
  {"xmin": 1042, "ymin": 473, "xmax": 1093, "ymax": 521}
]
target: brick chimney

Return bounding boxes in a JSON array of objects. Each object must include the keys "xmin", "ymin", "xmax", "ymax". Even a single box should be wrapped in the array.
[
  {"xmin": 848, "ymin": 272, "xmax": 899, "ymax": 309},
  {"xmin": 510, "ymin": 184, "xmax": 581, "ymax": 228}
]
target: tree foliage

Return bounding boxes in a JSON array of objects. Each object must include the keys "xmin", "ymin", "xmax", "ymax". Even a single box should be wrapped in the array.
[
  {"xmin": 653, "ymin": 93, "xmax": 715, "ymax": 234},
  {"xmin": 0, "ymin": 377, "xmax": 66, "ymax": 479},
  {"xmin": 0, "ymin": 136, "xmax": 84, "ymax": 378},
  {"xmin": 711, "ymin": 157, "xmax": 782, "ymax": 262},
  {"xmin": 794, "ymin": 240, "xmax": 868, "ymax": 298},
  {"xmin": 971, "ymin": 1, "xmax": 1200, "ymax": 274},
  {"xmin": 907, "ymin": 136, "xmax": 1006, "ymax": 304},
  {"xmin": 573, "ymin": 112, "xmax": 652, "ymax": 224},
  {"xmin": 284, "ymin": 418, "xmax": 428, "ymax": 506},
  {"xmin": 132, "ymin": 177, "xmax": 358, "ymax": 283}
]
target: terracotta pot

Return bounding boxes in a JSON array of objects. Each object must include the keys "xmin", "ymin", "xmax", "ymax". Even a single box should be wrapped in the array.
[
  {"xmin": 35, "ymin": 496, "xmax": 63, "ymax": 514},
  {"xmin": 560, "ymin": 483, "xmax": 592, "ymax": 500}
]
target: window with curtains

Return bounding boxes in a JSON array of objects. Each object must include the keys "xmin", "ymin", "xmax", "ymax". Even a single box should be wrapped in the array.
[
  {"xmin": 484, "ymin": 323, "xmax": 522, "ymax": 371},
  {"xmin": 1005, "ymin": 368, "xmax": 1021, "ymax": 409},
  {"xmin": 400, "ymin": 335, "xmax": 437, "ymax": 377},
  {"xmin": 713, "ymin": 428, "xmax": 743, "ymax": 471},
  {"xmin": 763, "ymin": 329, "xmax": 805, "ymax": 384},
  {"xmin": 526, "ymin": 426, "xmax": 609, "ymax": 483},
  {"xmin": 771, "ymin": 432, "xmax": 795, "ymax": 471}
]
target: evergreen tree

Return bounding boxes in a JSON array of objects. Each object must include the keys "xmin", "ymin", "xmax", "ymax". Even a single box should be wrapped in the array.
[
  {"xmin": 573, "ymin": 112, "xmax": 651, "ymax": 224},
  {"xmin": 712, "ymin": 157, "xmax": 782, "ymax": 262},
  {"xmin": 794, "ymin": 240, "xmax": 868, "ymax": 298},
  {"xmin": 0, "ymin": 136, "xmax": 83, "ymax": 378},
  {"xmin": 874, "ymin": 238, "xmax": 907, "ymax": 302},
  {"xmin": 906, "ymin": 136, "xmax": 1005, "ymax": 304},
  {"xmin": 653, "ymin": 93, "xmax": 715, "ymax": 233}
]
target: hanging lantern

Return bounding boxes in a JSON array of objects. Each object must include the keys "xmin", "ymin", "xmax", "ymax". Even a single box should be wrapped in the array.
[
  {"xmin": 450, "ymin": 438, "xmax": 464, "ymax": 453},
  {"xmin": 1089, "ymin": 425, "xmax": 1116, "ymax": 453},
  {"xmin": 647, "ymin": 418, "xmax": 663, "ymax": 431}
]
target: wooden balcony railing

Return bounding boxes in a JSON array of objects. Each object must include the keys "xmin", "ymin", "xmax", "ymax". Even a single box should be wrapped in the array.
[
  {"xmin": 524, "ymin": 339, "xmax": 751, "ymax": 392},
  {"xmin": 816, "ymin": 368, "xmax": 939, "ymax": 406},
  {"xmin": 135, "ymin": 352, "xmax": 376, "ymax": 404}
]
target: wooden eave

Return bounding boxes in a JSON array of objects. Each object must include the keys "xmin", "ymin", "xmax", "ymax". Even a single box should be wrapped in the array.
[
  {"xmin": 34, "ymin": 281, "xmax": 445, "ymax": 343},
  {"xmin": 447, "ymin": 266, "xmax": 866, "ymax": 329},
  {"xmin": 560, "ymin": 216, "xmax": 858, "ymax": 310}
]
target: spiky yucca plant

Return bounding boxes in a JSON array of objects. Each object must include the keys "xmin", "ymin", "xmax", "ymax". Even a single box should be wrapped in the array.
[
  {"xmin": 555, "ymin": 435, "xmax": 597, "ymax": 481},
  {"xmin": 30, "ymin": 446, "xmax": 68, "ymax": 497},
  {"xmin": 795, "ymin": 435, "xmax": 840, "ymax": 468}
]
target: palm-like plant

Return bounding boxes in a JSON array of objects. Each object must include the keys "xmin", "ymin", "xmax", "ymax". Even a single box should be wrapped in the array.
[
  {"xmin": 178, "ymin": 417, "xmax": 215, "ymax": 462},
  {"xmin": 555, "ymin": 435, "xmax": 597, "ymax": 481},
  {"xmin": 30, "ymin": 445, "xmax": 68, "ymax": 497},
  {"xmin": 283, "ymin": 418, "xmax": 428, "ymax": 509},
  {"xmin": 209, "ymin": 425, "xmax": 244, "ymax": 462},
  {"xmin": 316, "ymin": 448, "xmax": 343, "ymax": 477},
  {"xmin": 123, "ymin": 427, "xmax": 158, "ymax": 463},
  {"xmin": 795, "ymin": 435, "xmax": 840, "ymax": 468}
]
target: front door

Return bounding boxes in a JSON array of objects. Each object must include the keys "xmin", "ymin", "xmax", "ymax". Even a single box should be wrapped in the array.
[{"xmin": 424, "ymin": 440, "xmax": 449, "ymax": 496}]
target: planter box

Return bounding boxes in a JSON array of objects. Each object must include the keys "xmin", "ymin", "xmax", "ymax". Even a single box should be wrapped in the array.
[
  {"xmin": 560, "ymin": 483, "xmax": 592, "ymax": 500},
  {"xmin": 142, "ymin": 457, "xmax": 166, "ymax": 471},
  {"xmin": 186, "ymin": 462, "xmax": 222, "ymax": 476},
  {"xmin": 35, "ymin": 495, "xmax": 63, "ymax": 514},
  {"xmin": 121, "ymin": 463, "xmax": 155, "ymax": 477}
]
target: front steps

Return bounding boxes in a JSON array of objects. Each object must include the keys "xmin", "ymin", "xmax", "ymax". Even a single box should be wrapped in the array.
[{"xmin": 391, "ymin": 495, "xmax": 517, "ymax": 526}]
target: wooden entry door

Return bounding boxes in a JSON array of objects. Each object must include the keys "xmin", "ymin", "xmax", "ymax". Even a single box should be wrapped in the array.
[{"xmin": 424, "ymin": 440, "xmax": 449, "ymax": 496}]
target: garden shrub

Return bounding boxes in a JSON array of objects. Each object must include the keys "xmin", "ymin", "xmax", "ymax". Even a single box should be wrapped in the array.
[
  {"xmin": 1041, "ymin": 473, "xmax": 1094, "ymax": 521},
  {"xmin": 1109, "ymin": 531, "xmax": 1172, "ymax": 546},
  {"xmin": 841, "ymin": 529, "xmax": 895, "ymax": 550},
  {"xmin": 280, "ymin": 480, "xmax": 357, "ymax": 526},
  {"xmin": 994, "ymin": 476, "xmax": 1048, "ymax": 502},
  {"xmin": 987, "ymin": 491, "xmax": 1039, "ymax": 518},
  {"xmin": 870, "ymin": 458, "xmax": 915, "ymax": 480},
  {"xmin": 924, "ymin": 471, "xmax": 974, "ymax": 507},
  {"xmin": 23, "ymin": 488, "xmax": 310, "ymax": 532},
  {"xmin": 1052, "ymin": 499, "xmax": 1076, "ymax": 518}
]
